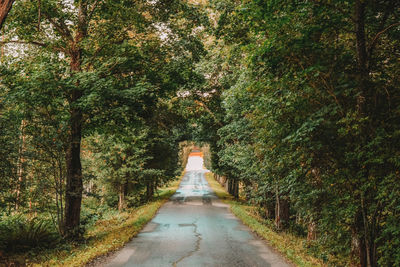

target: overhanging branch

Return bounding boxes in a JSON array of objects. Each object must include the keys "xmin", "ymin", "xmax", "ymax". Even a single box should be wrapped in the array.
[
  {"xmin": 0, "ymin": 40, "xmax": 65, "ymax": 53},
  {"xmin": 368, "ymin": 22, "xmax": 400, "ymax": 55}
]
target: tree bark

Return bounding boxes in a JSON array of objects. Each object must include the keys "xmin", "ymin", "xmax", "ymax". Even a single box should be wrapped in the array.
[
  {"xmin": 146, "ymin": 179, "xmax": 154, "ymax": 200},
  {"xmin": 352, "ymin": 207, "xmax": 377, "ymax": 267},
  {"xmin": 233, "ymin": 179, "xmax": 239, "ymax": 198},
  {"xmin": 264, "ymin": 191, "xmax": 275, "ymax": 219},
  {"xmin": 118, "ymin": 183, "xmax": 126, "ymax": 211},
  {"xmin": 228, "ymin": 178, "xmax": 233, "ymax": 195},
  {"xmin": 15, "ymin": 119, "xmax": 26, "ymax": 210},
  {"xmin": 354, "ymin": 2, "xmax": 376, "ymax": 266},
  {"xmin": 275, "ymin": 190, "xmax": 289, "ymax": 230},
  {"xmin": 307, "ymin": 221, "xmax": 317, "ymax": 241},
  {"xmin": 351, "ymin": 226, "xmax": 367, "ymax": 267},
  {"xmin": 62, "ymin": 0, "xmax": 90, "ymax": 238},
  {"xmin": 354, "ymin": 0, "xmax": 369, "ymax": 115},
  {"xmin": 355, "ymin": 0, "xmax": 368, "ymax": 79},
  {"xmin": 64, "ymin": 98, "xmax": 83, "ymax": 237},
  {"xmin": 275, "ymin": 185, "xmax": 280, "ymax": 229},
  {"xmin": 0, "ymin": 0, "xmax": 14, "ymax": 30}
]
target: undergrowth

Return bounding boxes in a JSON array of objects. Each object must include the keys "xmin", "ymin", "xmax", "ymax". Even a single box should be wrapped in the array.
[
  {"xmin": 2, "ymin": 177, "xmax": 181, "ymax": 267},
  {"xmin": 0, "ymin": 216, "xmax": 60, "ymax": 253}
]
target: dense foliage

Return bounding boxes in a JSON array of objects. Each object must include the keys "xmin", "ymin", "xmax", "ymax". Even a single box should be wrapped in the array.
[
  {"xmin": 187, "ymin": 1, "xmax": 400, "ymax": 266},
  {"xmin": 1, "ymin": 0, "xmax": 399, "ymax": 266},
  {"xmin": 0, "ymin": 0, "xmax": 204, "ymax": 256}
]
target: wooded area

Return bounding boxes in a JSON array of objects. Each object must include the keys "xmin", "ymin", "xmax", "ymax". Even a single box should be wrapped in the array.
[{"xmin": 1, "ymin": 0, "xmax": 399, "ymax": 266}]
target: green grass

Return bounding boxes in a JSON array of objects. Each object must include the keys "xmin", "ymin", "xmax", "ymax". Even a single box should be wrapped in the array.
[
  {"xmin": 24, "ymin": 178, "xmax": 182, "ymax": 267},
  {"xmin": 204, "ymin": 172, "xmax": 327, "ymax": 267}
]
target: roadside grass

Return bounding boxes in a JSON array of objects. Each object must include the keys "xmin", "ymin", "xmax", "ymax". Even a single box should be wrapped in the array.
[
  {"xmin": 25, "ymin": 177, "xmax": 182, "ymax": 267},
  {"xmin": 204, "ymin": 172, "xmax": 326, "ymax": 267}
]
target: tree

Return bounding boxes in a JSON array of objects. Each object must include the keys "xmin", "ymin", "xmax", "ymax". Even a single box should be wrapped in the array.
[
  {"xmin": 2, "ymin": 0, "xmax": 206, "ymax": 238},
  {"xmin": 192, "ymin": 0, "xmax": 400, "ymax": 265},
  {"xmin": 0, "ymin": 0, "xmax": 14, "ymax": 29}
]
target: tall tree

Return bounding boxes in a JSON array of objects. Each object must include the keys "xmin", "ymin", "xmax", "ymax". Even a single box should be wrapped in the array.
[
  {"xmin": 191, "ymin": 0, "xmax": 400, "ymax": 265},
  {"xmin": 2, "ymin": 0, "xmax": 205, "ymax": 238}
]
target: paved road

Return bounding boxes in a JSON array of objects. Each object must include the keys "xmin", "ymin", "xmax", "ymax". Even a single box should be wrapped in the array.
[{"xmin": 102, "ymin": 156, "xmax": 291, "ymax": 267}]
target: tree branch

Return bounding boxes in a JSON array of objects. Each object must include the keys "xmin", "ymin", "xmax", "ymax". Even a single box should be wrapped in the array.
[
  {"xmin": 0, "ymin": 40, "xmax": 65, "ymax": 52},
  {"xmin": 42, "ymin": 11, "xmax": 73, "ymax": 41},
  {"xmin": 88, "ymin": 0, "xmax": 101, "ymax": 22},
  {"xmin": 195, "ymin": 100, "xmax": 224, "ymax": 127},
  {"xmin": 368, "ymin": 22, "xmax": 400, "ymax": 55}
]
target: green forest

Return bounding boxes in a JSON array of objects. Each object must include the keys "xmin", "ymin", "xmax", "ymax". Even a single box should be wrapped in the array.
[{"xmin": 0, "ymin": 0, "xmax": 399, "ymax": 266}]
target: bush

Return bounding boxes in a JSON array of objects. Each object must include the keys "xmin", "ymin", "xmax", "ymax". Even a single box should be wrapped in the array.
[
  {"xmin": 80, "ymin": 207, "xmax": 102, "ymax": 230},
  {"xmin": 126, "ymin": 192, "xmax": 146, "ymax": 208},
  {"xmin": 0, "ymin": 215, "xmax": 60, "ymax": 253},
  {"xmin": 288, "ymin": 221, "xmax": 307, "ymax": 237}
]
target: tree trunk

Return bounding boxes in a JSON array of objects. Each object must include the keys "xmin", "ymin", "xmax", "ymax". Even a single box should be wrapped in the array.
[
  {"xmin": 275, "ymin": 185, "xmax": 280, "ymax": 229},
  {"xmin": 64, "ymin": 102, "xmax": 83, "ymax": 238},
  {"xmin": 0, "ymin": 0, "xmax": 15, "ymax": 30},
  {"xmin": 355, "ymin": 0, "xmax": 368, "ymax": 80},
  {"xmin": 233, "ymin": 179, "xmax": 239, "ymax": 198},
  {"xmin": 58, "ymin": 158, "xmax": 64, "ymax": 234},
  {"xmin": 355, "ymin": 0, "xmax": 369, "ymax": 115},
  {"xmin": 228, "ymin": 178, "xmax": 233, "ymax": 195},
  {"xmin": 264, "ymin": 191, "xmax": 275, "ymax": 219},
  {"xmin": 351, "ymin": 208, "xmax": 376, "ymax": 267},
  {"xmin": 280, "ymin": 198, "xmax": 289, "ymax": 225},
  {"xmin": 118, "ymin": 183, "xmax": 125, "ymax": 211},
  {"xmin": 307, "ymin": 221, "xmax": 317, "ymax": 241},
  {"xmin": 354, "ymin": 2, "xmax": 376, "ymax": 266},
  {"xmin": 15, "ymin": 119, "xmax": 26, "ymax": 210},
  {"xmin": 64, "ymin": 49, "xmax": 84, "ymax": 238},
  {"xmin": 63, "ymin": 2, "xmax": 88, "ymax": 238},
  {"xmin": 275, "ymin": 190, "xmax": 289, "ymax": 230},
  {"xmin": 351, "ymin": 227, "xmax": 367, "ymax": 267},
  {"xmin": 146, "ymin": 179, "xmax": 154, "ymax": 200}
]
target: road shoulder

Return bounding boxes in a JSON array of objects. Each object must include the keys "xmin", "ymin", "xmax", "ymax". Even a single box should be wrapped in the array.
[{"xmin": 204, "ymin": 172, "xmax": 326, "ymax": 267}]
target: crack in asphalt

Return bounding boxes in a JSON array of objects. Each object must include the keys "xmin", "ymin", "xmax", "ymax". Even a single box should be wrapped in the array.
[{"xmin": 172, "ymin": 219, "xmax": 202, "ymax": 267}]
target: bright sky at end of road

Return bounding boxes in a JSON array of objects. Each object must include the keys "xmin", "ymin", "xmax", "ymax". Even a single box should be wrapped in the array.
[{"xmin": 186, "ymin": 156, "xmax": 204, "ymax": 171}]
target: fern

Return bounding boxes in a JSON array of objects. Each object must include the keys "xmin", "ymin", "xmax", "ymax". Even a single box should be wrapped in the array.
[{"xmin": 0, "ymin": 215, "xmax": 60, "ymax": 253}]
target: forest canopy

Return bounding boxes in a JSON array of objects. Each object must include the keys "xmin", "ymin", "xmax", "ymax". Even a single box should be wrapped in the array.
[{"xmin": 1, "ymin": 0, "xmax": 400, "ymax": 266}]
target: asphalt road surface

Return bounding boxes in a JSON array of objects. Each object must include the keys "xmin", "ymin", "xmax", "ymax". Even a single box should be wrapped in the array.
[{"xmin": 102, "ymin": 156, "xmax": 291, "ymax": 267}]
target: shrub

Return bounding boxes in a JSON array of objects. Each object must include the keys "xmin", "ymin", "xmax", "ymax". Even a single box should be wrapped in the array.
[{"xmin": 0, "ymin": 215, "xmax": 60, "ymax": 253}]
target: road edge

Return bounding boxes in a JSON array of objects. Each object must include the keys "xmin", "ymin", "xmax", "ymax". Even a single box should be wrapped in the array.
[
  {"xmin": 204, "ymin": 172, "xmax": 326, "ymax": 267},
  {"xmin": 31, "ymin": 175, "xmax": 183, "ymax": 267}
]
